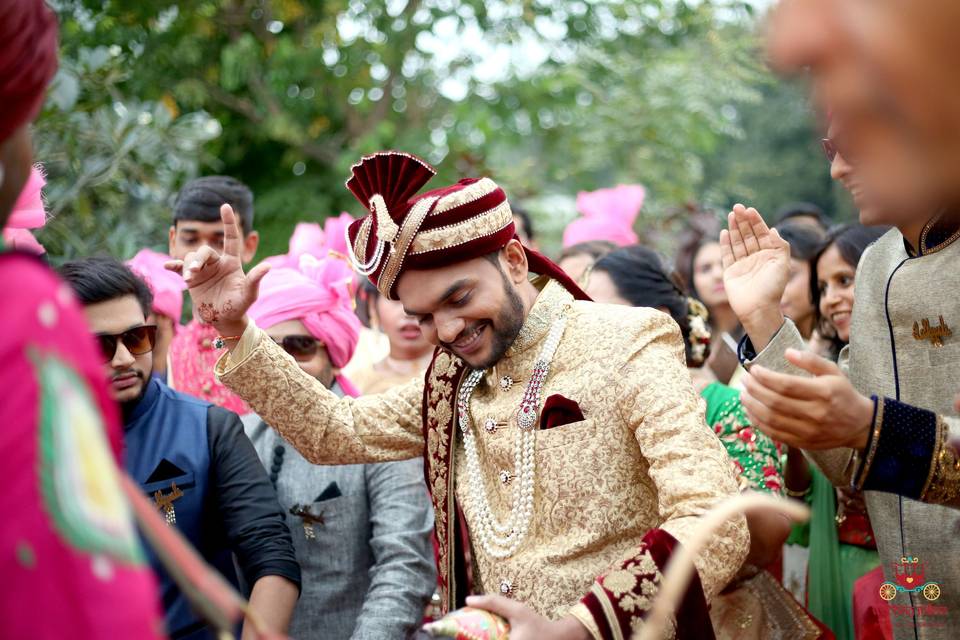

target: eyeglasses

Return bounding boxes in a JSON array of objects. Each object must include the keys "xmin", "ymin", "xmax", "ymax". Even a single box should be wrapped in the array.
[
  {"xmin": 96, "ymin": 325, "xmax": 158, "ymax": 362},
  {"xmin": 271, "ymin": 335, "xmax": 324, "ymax": 362},
  {"xmin": 821, "ymin": 138, "xmax": 838, "ymax": 163}
]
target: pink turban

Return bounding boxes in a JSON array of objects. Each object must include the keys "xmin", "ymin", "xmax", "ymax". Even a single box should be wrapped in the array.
[
  {"xmin": 3, "ymin": 165, "xmax": 47, "ymax": 254},
  {"xmin": 562, "ymin": 184, "xmax": 645, "ymax": 248},
  {"xmin": 126, "ymin": 249, "xmax": 187, "ymax": 323},
  {"xmin": 322, "ymin": 212, "xmax": 355, "ymax": 256},
  {"xmin": 248, "ymin": 254, "xmax": 361, "ymax": 393},
  {"xmin": 264, "ymin": 214, "xmax": 356, "ymax": 271}
]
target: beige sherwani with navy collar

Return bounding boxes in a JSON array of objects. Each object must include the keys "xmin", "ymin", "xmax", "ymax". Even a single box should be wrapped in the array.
[{"xmin": 741, "ymin": 215, "xmax": 960, "ymax": 639}]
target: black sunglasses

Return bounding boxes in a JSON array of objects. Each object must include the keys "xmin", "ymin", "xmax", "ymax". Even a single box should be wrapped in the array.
[
  {"xmin": 821, "ymin": 137, "xmax": 838, "ymax": 163},
  {"xmin": 271, "ymin": 335, "xmax": 323, "ymax": 361},
  {"xmin": 96, "ymin": 325, "xmax": 158, "ymax": 362}
]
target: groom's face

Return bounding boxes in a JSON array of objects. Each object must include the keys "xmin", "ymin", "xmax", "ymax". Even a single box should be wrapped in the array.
[{"xmin": 395, "ymin": 242, "xmax": 529, "ymax": 370}]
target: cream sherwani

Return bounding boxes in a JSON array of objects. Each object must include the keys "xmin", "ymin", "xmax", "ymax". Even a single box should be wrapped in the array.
[{"xmin": 217, "ymin": 279, "xmax": 748, "ymax": 638}]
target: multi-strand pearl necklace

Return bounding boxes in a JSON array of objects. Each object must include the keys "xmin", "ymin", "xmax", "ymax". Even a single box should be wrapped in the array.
[{"xmin": 457, "ymin": 311, "xmax": 568, "ymax": 558}]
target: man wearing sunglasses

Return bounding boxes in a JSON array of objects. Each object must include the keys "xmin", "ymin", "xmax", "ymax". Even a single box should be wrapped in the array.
[
  {"xmin": 240, "ymin": 254, "xmax": 436, "ymax": 639},
  {"xmin": 59, "ymin": 256, "xmax": 301, "ymax": 640}
]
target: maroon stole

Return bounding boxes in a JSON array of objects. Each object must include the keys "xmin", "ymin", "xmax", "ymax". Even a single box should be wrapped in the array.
[{"xmin": 419, "ymin": 257, "xmax": 715, "ymax": 638}]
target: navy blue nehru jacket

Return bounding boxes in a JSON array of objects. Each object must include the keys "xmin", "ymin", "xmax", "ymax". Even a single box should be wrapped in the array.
[{"xmin": 124, "ymin": 378, "xmax": 301, "ymax": 640}]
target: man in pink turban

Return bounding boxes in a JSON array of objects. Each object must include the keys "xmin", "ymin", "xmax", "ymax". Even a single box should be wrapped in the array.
[
  {"xmin": 247, "ymin": 254, "xmax": 361, "ymax": 395},
  {"xmin": 241, "ymin": 254, "xmax": 436, "ymax": 638},
  {"xmin": 127, "ymin": 248, "xmax": 188, "ymax": 379}
]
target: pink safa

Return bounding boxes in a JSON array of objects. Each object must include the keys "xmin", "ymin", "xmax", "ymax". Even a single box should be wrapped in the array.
[
  {"xmin": 264, "ymin": 213, "xmax": 356, "ymax": 270},
  {"xmin": 126, "ymin": 248, "xmax": 187, "ymax": 323},
  {"xmin": 247, "ymin": 254, "xmax": 361, "ymax": 395},
  {"xmin": 562, "ymin": 184, "xmax": 645, "ymax": 248},
  {"xmin": 3, "ymin": 165, "xmax": 47, "ymax": 254}
]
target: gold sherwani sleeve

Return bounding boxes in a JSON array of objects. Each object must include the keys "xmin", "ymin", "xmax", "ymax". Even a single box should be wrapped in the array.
[
  {"xmin": 574, "ymin": 311, "xmax": 749, "ymax": 638},
  {"xmin": 216, "ymin": 322, "xmax": 425, "ymax": 464},
  {"xmin": 742, "ymin": 318, "xmax": 858, "ymax": 486}
]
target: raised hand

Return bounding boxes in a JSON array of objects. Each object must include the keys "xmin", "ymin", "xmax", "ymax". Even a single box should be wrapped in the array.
[
  {"xmin": 720, "ymin": 204, "xmax": 790, "ymax": 350},
  {"xmin": 165, "ymin": 204, "xmax": 270, "ymax": 337}
]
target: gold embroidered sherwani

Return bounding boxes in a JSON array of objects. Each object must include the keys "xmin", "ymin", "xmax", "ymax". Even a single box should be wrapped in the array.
[{"xmin": 217, "ymin": 279, "xmax": 748, "ymax": 638}]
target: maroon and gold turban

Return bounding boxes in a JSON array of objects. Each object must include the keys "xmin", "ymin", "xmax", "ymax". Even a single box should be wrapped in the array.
[
  {"xmin": 345, "ymin": 151, "xmax": 588, "ymax": 301},
  {"xmin": 0, "ymin": 0, "xmax": 59, "ymax": 142}
]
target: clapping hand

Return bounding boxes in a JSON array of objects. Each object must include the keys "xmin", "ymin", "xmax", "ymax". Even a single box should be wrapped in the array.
[
  {"xmin": 740, "ymin": 349, "xmax": 874, "ymax": 450},
  {"xmin": 720, "ymin": 204, "xmax": 790, "ymax": 350},
  {"xmin": 164, "ymin": 204, "xmax": 270, "ymax": 338}
]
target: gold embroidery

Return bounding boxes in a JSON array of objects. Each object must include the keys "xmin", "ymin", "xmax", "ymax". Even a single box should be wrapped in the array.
[
  {"xmin": 378, "ymin": 196, "xmax": 439, "ymax": 298},
  {"xmin": 371, "ymin": 194, "xmax": 400, "ymax": 243},
  {"xmin": 912, "ymin": 315, "xmax": 952, "ymax": 347},
  {"xmin": 922, "ymin": 426, "xmax": 960, "ymax": 506},
  {"xmin": 604, "ymin": 569, "xmax": 638, "ymax": 596},
  {"xmin": 432, "ymin": 177, "xmax": 499, "ymax": 213},
  {"xmin": 609, "ymin": 551, "xmax": 662, "ymax": 615},
  {"xmin": 424, "ymin": 349, "xmax": 466, "ymax": 613},
  {"xmin": 854, "ymin": 398, "xmax": 884, "ymax": 491},
  {"xmin": 918, "ymin": 213, "xmax": 960, "ymax": 256},
  {"xmin": 410, "ymin": 201, "xmax": 513, "ymax": 256}
]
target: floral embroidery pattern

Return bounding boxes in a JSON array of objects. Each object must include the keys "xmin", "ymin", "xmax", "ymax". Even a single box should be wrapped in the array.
[
  {"xmin": 424, "ymin": 349, "xmax": 466, "ymax": 613},
  {"xmin": 707, "ymin": 385, "xmax": 783, "ymax": 495}
]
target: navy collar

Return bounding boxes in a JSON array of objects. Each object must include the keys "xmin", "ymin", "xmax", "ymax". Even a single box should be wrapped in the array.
[
  {"xmin": 905, "ymin": 211, "xmax": 960, "ymax": 257},
  {"xmin": 125, "ymin": 377, "xmax": 162, "ymax": 431}
]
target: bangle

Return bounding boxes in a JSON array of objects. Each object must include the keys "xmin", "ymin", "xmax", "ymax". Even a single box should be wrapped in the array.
[
  {"xmin": 785, "ymin": 486, "xmax": 810, "ymax": 499},
  {"xmin": 213, "ymin": 335, "xmax": 243, "ymax": 349}
]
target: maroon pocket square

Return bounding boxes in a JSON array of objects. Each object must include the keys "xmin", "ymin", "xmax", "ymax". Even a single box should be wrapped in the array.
[{"xmin": 540, "ymin": 394, "xmax": 585, "ymax": 430}]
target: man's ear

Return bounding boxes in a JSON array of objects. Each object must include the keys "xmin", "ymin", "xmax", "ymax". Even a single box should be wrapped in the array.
[
  {"xmin": 502, "ymin": 239, "xmax": 529, "ymax": 284},
  {"xmin": 241, "ymin": 230, "xmax": 260, "ymax": 264},
  {"xmin": 168, "ymin": 225, "xmax": 177, "ymax": 256}
]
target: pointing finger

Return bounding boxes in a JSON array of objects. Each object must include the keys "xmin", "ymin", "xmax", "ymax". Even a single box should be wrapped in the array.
[
  {"xmin": 164, "ymin": 259, "xmax": 184, "ymax": 276},
  {"xmin": 221, "ymin": 204, "xmax": 243, "ymax": 260}
]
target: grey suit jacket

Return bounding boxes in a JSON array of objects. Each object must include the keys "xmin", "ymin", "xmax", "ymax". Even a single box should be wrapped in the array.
[
  {"xmin": 743, "ymin": 227, "xmax": 960, "ymax": 640},
  {"xmin": 242, "ymin": 397, "xmax": 436, "ymax": 640}
]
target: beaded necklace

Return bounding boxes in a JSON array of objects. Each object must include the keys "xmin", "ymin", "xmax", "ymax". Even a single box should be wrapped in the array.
[{"xmin": 456, "ymin": 309, "xmax": 568, "ymax": 558}]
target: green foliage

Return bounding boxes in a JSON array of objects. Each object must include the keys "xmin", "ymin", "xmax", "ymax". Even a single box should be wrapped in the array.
[
  {"xmin": 34, "ymin": 39, "xmax": 221, "ymax": 262},
  {"xmin": 34, "ymin": 0, "xmax": 844, "ymax": 263}
]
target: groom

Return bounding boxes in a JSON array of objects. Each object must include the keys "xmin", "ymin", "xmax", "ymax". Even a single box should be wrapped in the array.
[{"xmin": 169, "ymin": 151, "xmax": 748, "ymax": 639}]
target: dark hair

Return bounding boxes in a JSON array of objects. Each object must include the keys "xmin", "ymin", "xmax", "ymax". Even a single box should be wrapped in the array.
[
  {"xmin": 173, "ymin": 176, "xmax": 254, "ymax": 233},
  {"xmin": 512, "ymin": 205, "xmax": 535, "ymax": 242},
  {"xmin": 593, "ymin": 245, "xmax": 710, "ymax": 367},
  {"xmin": 58, "ymin": 256, "xmax": 153, "ymax": 317},
  {"xmin": 559, "ymin": 240, "xmax": 616, "ymax": 263},
  {"xmin": 809, "ymin": 223, "xmax": 890, "ymax": 353},
  {"xmin": 774, "ymin": 202, "xmax": 829, "ymax": 230},
  {"xmin": 776, "ymin": 222, "xmax": 825, "ymax": 261}
]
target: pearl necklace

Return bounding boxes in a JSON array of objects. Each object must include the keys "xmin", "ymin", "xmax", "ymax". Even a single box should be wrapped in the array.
[{"xmin": 457, "ymin": 310, "xmax": 568, "ymax": 558}]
